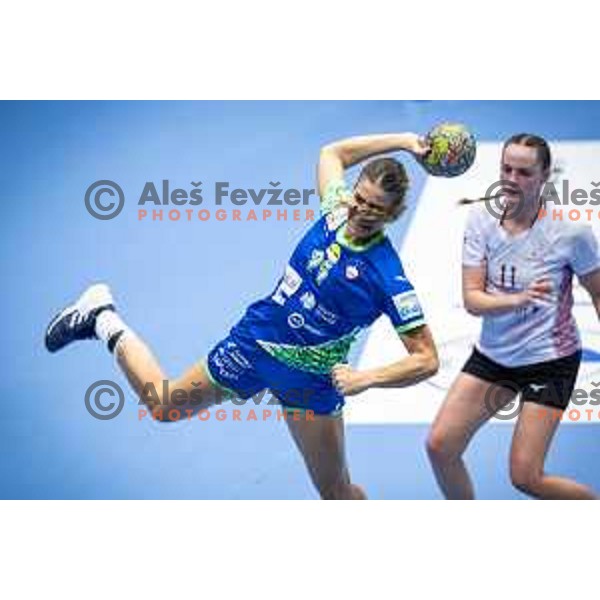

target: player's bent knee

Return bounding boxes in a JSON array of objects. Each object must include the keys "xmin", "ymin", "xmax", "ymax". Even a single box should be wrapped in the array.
[
  {"xmin": 510, "ymin": 458, "xmax": 542, "ymax": 495},
  {"xmin": 147, "ymin": 393, "xmax": 197, "ymax": 423},
  {"xmin": 140, "ymin": 376, "xmax": 214, "ymax": 423},
  {"xmin": 426, "ymin": 428, "xmax": 462, "ymax": 462}
]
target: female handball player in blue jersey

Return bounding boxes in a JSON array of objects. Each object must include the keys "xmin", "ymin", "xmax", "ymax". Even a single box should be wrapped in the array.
[
  {"xmin": 46, "ymin": 133, "xmax": 439, "ymax": 500},
  {"xmin": 428, "ymin": 134, "xmax": 600, "ymax": 499}
]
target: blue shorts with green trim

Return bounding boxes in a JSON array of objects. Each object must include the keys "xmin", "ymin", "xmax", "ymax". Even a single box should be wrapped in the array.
[{"xmin": 205, "ymin": 331, "xmax": 345, "ymax": 416}]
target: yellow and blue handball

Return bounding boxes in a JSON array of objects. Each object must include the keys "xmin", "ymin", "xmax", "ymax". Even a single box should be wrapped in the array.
[{"xmin": 418, "ymin": 122, "xmax": 476, "ymax": 177}]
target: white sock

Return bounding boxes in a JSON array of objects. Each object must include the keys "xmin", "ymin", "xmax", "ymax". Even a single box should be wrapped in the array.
[{"xmin": 95, "ymin": 310, "xmax": 130, "ymax": 352}]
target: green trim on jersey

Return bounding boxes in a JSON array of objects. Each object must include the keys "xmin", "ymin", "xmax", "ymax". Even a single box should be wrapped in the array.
[
  {"xmin": 336, "ymin": 226, "xmax": 385, "ymax": 252},
  {"xmin": 395, "ymin": 320, "xmax": 426, "ymax": 334},
  {"xmin": 281, "ymin": 404, "xmax": 343, "ymax": 419},
  {"xmin": 257, "ymin": 327, "xmax": 362, "ymax": 374}
]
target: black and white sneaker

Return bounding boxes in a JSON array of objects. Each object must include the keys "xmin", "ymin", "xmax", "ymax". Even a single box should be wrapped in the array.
[{"xmin": 45, "ymin": 283, "xmax": 114, "ymax": 353}]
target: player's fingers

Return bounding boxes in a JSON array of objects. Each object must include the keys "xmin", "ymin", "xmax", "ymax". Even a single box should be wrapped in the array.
[
  {"xmin": 531, "ymin": 283, "xmax": 553, "ymax": 295},
  {"xmin": 532, "ymin": 284, "xmax": 552, "ymax": 294},
  {"xmin": 332, "ymin": 378, "xmax": 345, "ymax": 393},
  {"xmin": 531, "ymin": 278, "xmax": 552, "ymax": 290},
  {"xmin": 529, "ymin": 291, "xmax": 554, "ymax": 303},
  {"xmin": 331, "ymin": 370, "xmax": 344, "ymax": 385},
  {"xmin": 419, "ymin": 136, "xmax": 431, "ymax": 153}
]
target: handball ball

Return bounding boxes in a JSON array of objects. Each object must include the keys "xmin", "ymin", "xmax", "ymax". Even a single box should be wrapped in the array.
[{"xmin": 419, "ymin": 123, "xmax": 476, "ymax": 177}]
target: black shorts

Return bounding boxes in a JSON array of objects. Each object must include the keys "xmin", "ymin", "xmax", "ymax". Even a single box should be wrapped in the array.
[{"xmin": 462, "ymin": 347, "xmax": 582, "ymax": 410}]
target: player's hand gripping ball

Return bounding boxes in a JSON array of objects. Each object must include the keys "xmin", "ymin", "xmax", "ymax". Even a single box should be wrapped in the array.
[{"xmin": 418, "ymin": 123, "xmax": 476, "ymax": 177}]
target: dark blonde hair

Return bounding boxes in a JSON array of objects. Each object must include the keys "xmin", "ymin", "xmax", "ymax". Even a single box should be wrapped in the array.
[{"xmin": 359, "ymin": 157, "xmax": 409, "ymax": 218}]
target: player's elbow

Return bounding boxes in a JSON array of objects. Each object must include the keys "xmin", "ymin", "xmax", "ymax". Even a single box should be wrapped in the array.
[
  {"xmin": 463, "ymin": 294, "xmax": 483, "ymax": 316},
  {"xmin": 420, "ymin": 351, "xmax": 439, "ymax": 379},
  {"xmin": 320, "ymin": 143, "xmax": 350, "ymax": 167},
  {"xmin": 426, "ymin": 355, "xmax": 440, "ymax": 378},
  {"xmin": 464, "ymin": 304, "xmax": 482, "ymax": 317}
]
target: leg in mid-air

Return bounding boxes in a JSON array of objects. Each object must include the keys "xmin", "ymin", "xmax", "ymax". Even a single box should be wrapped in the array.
[
  {"xmin": 284, "ymin": 408, "xmax": 366, "ymax": 500},
  {"xmin": 426, "ymin": 373, "xmax": 517, "ymax": 499},
  {"xmin": 508, "ymin": 403, "xmax": 597, "ymax": 499},
  {"xmin": 45, "ymin": 283, "xmax": 221, "ymax": 419},
  {"xmin": 46, "ymin": 284, "xmax": 366, "ymax": 498}
]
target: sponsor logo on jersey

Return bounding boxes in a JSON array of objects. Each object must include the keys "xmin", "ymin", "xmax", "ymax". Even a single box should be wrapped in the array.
[
  {"xmin": 392, "ymin": 291, "xmax": 423, "ymax": 321},
  {"xmin": 288, "ymin": 312, "xmax": 305, "ymax": 329},
  {"xmin": 326, "ymin": 242, "xmax": 341, "ymax": 264},
  {"xmin": 272, "ymin": 264, "xmax": 303, "ymax": 306},
  {"xmin": 213, "ymin": 346, "xmax": 249, "ymax": 381},
  {"xmin": 315, "ymin": 304, "xmax": 338, "ymax": 325},
  {"xmin": 283, "ymin": 264, "xmax": 302, "ymax": 292},
  {"xmin": 528, "ymin": 383, "xmax": 548, "ymax": 392},
  {"xmin": 315, "ymin": 261, "xmax": 333, "ymax": 285},
  {"xmin": 346, "ymin": 265, "xmax": 359, "ymax": 280},
  {"xmin": 300, "ymin": 291, "xmax": 316, "ymax": 310},
  {"xmin": 307, "ymin": 245, "xmax": 341, "ymax": 286},
  {"xmin": 307, "ymin": 249, "xmax": 325, "ymax": 271},
  {"xmin": 303, "ymin": 322, "xmax": 326, "ymax": 336}
]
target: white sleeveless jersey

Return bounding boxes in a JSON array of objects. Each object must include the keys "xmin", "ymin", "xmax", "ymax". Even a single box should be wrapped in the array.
[{"xmin": 462, "ymin": 207, "xmax": 600, "ymax": 367}]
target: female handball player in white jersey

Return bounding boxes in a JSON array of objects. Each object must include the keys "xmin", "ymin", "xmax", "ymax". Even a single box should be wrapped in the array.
[
  {"xmin": 46, "ymin": 133, "xmax": 439, "ymax": 500},
  {"xmin": 428, "ymin": 133, "xmax": 600, "ymax": 499}
]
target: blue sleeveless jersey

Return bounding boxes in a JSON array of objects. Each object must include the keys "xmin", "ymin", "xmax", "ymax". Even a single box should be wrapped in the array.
[{"xmin": 230, "ymin": 179, "xmax": 426, "ymax": 374}]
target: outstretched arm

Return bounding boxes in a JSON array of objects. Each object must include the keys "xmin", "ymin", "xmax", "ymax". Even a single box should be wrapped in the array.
[
  {"xmin": 331, "ymin": 325, "xmax": 439, "ymax": 396},
  {"xmin": 318, "ymin": 133, "xmax": 429, "ymax": 198}
]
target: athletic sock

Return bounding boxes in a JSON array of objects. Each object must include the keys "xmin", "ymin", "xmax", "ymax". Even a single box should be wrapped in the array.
[{"xmin": 94, "ymin": 310, "xmax": 131, "ymax": 353}]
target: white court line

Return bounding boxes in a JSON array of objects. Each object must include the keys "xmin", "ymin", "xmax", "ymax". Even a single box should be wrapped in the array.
[{"xmin": 346, "ymin": 141, "xmax": 600, "ymax": 425}]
